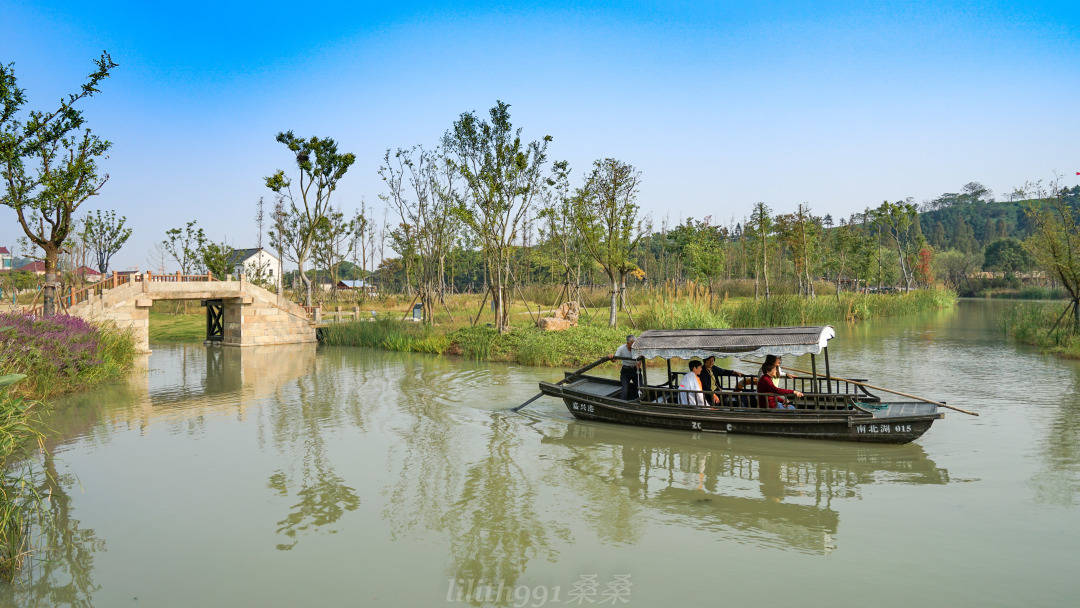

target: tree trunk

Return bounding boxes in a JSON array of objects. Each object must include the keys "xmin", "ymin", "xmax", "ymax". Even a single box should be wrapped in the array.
[
  {"xmin": 762, "ymin": 250, "xmax": 770, "ymax": 301},
  {"xmin": 608, "ymin": 272, "xmax": 618, "ymax": 328},
  {"xmin": 42, "ymin": 246, "xmax": 60, "ymax": 316},
  {"xmin": 298, "ymin": 258, "xmax": 312, "ymax": 307},
  {"xmin": 619, "ymin": 270, "xmax": 628, "ymax": 311}
]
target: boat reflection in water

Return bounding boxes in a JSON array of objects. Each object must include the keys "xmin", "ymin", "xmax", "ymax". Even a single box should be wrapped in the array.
[{"xmin": 542, "ymin": 419, "xmax": 950, "ymax": 555}]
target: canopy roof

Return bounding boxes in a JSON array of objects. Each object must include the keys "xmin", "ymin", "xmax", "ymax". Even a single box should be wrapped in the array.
[{"xmin": 632, "ymin": 326, "xmax": 836, "ymax": 360}]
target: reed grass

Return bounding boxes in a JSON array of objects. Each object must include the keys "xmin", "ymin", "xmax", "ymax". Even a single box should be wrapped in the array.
[
  {"xmin": 0, "ymin": 375, "xmax": 44, "ymax": 580},
  {"xmin": 319, "ymin": 288, "xmax": 957, "ymax": 366},
  {"xmin": 1000, "ymin": 301, "xmax": 1080, "ymax": 358}
]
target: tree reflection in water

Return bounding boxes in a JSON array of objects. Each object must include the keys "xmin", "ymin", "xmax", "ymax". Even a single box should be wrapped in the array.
[
  {"xmin": 263, "ymin": 354, "xmax": 364, "ymax": 551},
  {"xmin": 543, "ymin": 421, "xmax": 950, "ymax": 555},
  {"xmin": 1032, "ymin": 373, "xmax": 1080, "ymax": 506},
  {"xmin": 0, "ymin": 450, "xmax": 105, "ymax": 607},
  {"xmin": 383, "ymin": 358, "xmax": 565, "ymax": 606}
]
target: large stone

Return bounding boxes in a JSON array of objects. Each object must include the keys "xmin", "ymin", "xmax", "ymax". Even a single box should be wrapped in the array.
[{"xmin": 538, "ymin": 317, "xmax": 573, "ymax": 331}]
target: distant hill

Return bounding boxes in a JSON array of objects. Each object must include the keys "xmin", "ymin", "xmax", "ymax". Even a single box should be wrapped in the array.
[{"xmin": 917, "ymin": 185, "xmax": 1080, "ymax": 253}]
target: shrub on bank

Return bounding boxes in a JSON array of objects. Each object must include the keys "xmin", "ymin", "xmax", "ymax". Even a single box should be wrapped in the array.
[{"xmin": 0, "ymin": 312, "xmax": 135, "ymax": 398}]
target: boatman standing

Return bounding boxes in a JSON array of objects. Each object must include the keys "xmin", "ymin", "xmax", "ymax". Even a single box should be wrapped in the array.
[{"xmin": 611, "ymin": 334, "xmax": 640, "ymax": 400}]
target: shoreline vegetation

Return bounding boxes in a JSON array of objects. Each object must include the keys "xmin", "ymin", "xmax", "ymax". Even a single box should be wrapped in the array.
[
  {"xmin": 0, "ymin": 312, "xmax": 135, "ymax": 579},
  {"xmin": 1002, "ymin": 302, "xmax": 1080, "ymax": 359},
  {"xmin": 316, "ymin": 289, "xmax": 957, "ymax": 367}
]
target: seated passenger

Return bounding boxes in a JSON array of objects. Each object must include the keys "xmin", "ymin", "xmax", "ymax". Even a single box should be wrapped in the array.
[
  {"xmin": 701, "ymin": 356, "xmax": 746, "ymax": 406},
  {"xmin": 678, "ymin": 360, "xmax": 707, "ymax": 407},
  {"xmin": 757, "ymin": 355, "xmax": 804, "ymax": 410}
]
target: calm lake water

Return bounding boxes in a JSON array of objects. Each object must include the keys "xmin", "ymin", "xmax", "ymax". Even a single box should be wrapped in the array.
[{"xmin": 4, "ymin": 300, "xmax": 1079, "ymax": 607}]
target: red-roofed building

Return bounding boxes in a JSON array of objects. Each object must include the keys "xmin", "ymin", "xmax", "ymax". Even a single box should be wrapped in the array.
[
  {"xmin": 15, "ymin": 261, "xmax": 45, "ymax": 275},
  {"xmin": 75, "ymin": 266, "xmax": 103, "ymax": 282},
  {"xmin": 0, "ymin": 247, "xmax": 11, "ymax": 271}
]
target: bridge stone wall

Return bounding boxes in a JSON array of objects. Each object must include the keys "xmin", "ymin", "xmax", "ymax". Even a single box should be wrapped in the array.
[{"xmin": 69, "ymin": 279, "xmax": 315, "ymax": 353}]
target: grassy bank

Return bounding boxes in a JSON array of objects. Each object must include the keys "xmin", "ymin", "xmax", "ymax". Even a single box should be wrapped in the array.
[
  {"xmin": 1001, "ymin": 302, "xmax": 1080, "ymax": 358},
  {"xmin": 321, "ymin": 288, "xmax": 957, "ymax": 367},
  {"xmin": 0, "ymin": 312, "xmax": 136, "ymax": 399}
]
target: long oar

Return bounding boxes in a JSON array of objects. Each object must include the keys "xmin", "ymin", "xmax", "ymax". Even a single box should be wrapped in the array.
[
  {"xmin": 740, "ymin": 358, "xmax": 979, "ymax": 417},
  {"xmin": 511, "ymin": 355, "xmax": 618, "ymax": 412}
]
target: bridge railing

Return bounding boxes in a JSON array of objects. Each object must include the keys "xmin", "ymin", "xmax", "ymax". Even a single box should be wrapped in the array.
[{"xmin": 54, "ymin": 271, "xmax": 220, "ymax": 311}]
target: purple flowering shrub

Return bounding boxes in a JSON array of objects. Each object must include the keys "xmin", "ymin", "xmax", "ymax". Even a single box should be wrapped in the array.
[{"xmin": 0, "ymin": 312, "xmax": 134, "ymax": 397}]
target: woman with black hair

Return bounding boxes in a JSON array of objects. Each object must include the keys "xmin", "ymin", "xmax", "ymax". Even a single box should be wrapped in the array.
[{"xmin": 757, "ymin": 355, "xmax": 803, "ymax": 410}]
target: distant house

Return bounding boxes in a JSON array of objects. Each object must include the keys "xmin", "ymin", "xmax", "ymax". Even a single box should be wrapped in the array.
[
  {"xmin": 15, "ymin": 261, "xmax": 46, "ymax": 276},
  {"xmin": 0, "ymin": 247, "xmax": 12, "ymax": 271},
  {"xmin": 75, "ymin": 266, "xmax": 103, "ymax": 282},
  {"xmin": 336, "ymin": 279, "xmax": 377, "ymax": 296},
  {"xmin": 225, "ymin": 247, "xmax": 282, "ymax": 288}
]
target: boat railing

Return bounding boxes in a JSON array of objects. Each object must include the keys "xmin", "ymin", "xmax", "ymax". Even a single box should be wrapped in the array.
[{"xmin": 636, "ymin": 383, "xmax": 863, "ymax": 412}]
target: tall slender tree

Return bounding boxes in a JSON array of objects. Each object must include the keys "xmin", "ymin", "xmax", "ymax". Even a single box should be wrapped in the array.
[
  {"xmin": 80, "ymin": 209, "xmax": 131, "ymax": 275},
  {"xmin": 0, "ymin": 52, "xmax": 118, "ymax": 314},
  {"xmin": 443, "ymin": 101, "xmax": 550, "ymax": 332},
  {"xmin": 571, "ymin": 158, "xmax": 642, "ymax": 327},
  {"xmin": 265, "ymin": 132, "xmax": 355, "ymax": 306}
]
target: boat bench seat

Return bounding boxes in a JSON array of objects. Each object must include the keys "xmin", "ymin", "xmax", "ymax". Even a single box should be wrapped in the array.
[{"xmin": 565, "ymin": 378, "xmax": 623, "ymax": 398}]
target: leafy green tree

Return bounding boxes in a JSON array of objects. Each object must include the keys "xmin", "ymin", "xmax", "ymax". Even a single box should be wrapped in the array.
[
  {"xmin": 200, "ymin": 240, "xmax": 233, "ymax": 278},
  {"xmin": 443, "ymin": 101, "xmax": 551, "ymax": 332},
  {"xmin": 80, "ymin": 209, "xmax": 131, "ymax": 274},
  {"xmin": 983, "ymin": 238, "xmax": 1032, "ymax": 277},
  {"xmin": 265, "ymin": 132, "xmax": 356, "ymax": 306},
  {"xmin": 312, "ymin": 205, "xmax": 361, "ymax": 299},
  {"xmin": 1025, "ymin": 185, "xmax": 1080, "ymax": 332},
  {"xmin": 0, "ymin": 53, "xmax": 118, "ymax": 315},
  {"xmin": 681, "ymin": 219, "xmax": 725, "ymax": 304},
  {"xmin": 571, "ymin": 158, "xmax": 641, "ymax": 327},
  {"xmin": 163, "ymin": 220, "xmax": 206, "ymax": 274},
  {"xmin": 933, "ymin": 249, "xmax": 973, "ymax": 290},
  {"xmin": 872, "ymin": 200, "xmax": 919, "ymax": 289}
]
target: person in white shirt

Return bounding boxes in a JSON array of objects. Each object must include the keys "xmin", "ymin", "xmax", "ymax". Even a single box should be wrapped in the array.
[
  {"xmin": 678, "ymin": 360, "xmax": 706, "ymax": 407},
  {"xmin": 611, "ymin": 334, "xmax": 640, "ymax": 400}
]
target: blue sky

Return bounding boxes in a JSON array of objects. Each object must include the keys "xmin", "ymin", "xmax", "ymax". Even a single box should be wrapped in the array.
[{"xmin": 1, "ymin": 1, "xmax": 1078, "ymax": 270}]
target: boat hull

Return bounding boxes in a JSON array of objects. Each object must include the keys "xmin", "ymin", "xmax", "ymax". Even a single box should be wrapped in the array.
[{"xmin": 541, "ymin": 378, "xmax": 941, "ymax": 444}]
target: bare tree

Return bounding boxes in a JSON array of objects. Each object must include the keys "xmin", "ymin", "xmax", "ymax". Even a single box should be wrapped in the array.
[{"xmin": 379, "ymin": 146, "xmax": 460, "ymax": 322}]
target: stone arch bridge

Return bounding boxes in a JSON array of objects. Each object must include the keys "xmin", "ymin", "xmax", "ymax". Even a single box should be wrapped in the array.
[{"xmin": 59, "ymin": 273, "xmax": 317, "ymax": 353}]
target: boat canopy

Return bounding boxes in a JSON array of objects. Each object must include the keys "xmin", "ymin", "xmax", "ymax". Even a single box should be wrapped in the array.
[{"xmin": 632, "ymin": 326, "xmax": 836, "ymax": 360}]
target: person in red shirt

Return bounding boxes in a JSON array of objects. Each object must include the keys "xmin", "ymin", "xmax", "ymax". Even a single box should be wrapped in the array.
[{"xmin": 757, "ymin": 355, "xmax": 803, "ymax": 410}]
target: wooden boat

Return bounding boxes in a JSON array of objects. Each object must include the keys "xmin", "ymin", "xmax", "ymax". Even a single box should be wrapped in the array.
[{"xmin": 537, "ymin": 326, "xmax": 945, "ymax": 444}]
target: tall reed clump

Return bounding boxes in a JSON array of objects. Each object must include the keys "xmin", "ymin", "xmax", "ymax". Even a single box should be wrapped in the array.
[
  {"xmin": 448, "ymin": 324, "xmax": 627, "ymax": 367},
  {"xmin": 0, "ymin": 374, "xmax": 43, "ymax": 580},
  {"xmin": 722, "ymin": 288, "xmax": 956, "ymax": 326},
  {"xmin": 1000, "ymin": 302, "xmax": 1080, "ymax": 357},
  {"xmin": 636, "ymin": 301, "xmax": 731, "ymax": 329},
  {"xmin": 319, "ymin": 319, "xmax": 450, "ymax": 354},
  {"xmin": 0, "ymin": 312, "xmax": 136, "ymax": 398}
]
